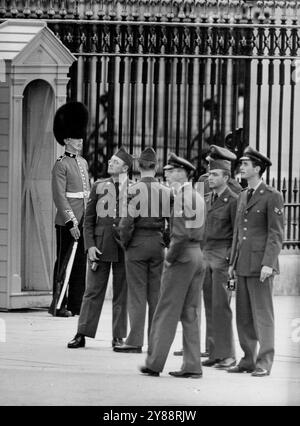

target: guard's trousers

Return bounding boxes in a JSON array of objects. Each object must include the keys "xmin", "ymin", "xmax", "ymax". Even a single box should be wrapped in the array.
[{"xmin": 50, "ymin": 225, "xmax": 86, "ymax": 315}]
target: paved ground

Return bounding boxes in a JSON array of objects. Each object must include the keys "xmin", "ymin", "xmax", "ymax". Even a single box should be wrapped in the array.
[{"xmin": 0, "ymin": 296, "xmax": 299, "ymax": 406}]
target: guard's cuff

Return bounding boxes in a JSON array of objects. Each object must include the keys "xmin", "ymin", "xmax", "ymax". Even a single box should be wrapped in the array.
[
  {"xmin": 64, "ymin": 209, "xmax": 78, "ymax": 228},
  {"xmin": 65, "ymin": 220, "xmax": 76, "ymax": 230}
]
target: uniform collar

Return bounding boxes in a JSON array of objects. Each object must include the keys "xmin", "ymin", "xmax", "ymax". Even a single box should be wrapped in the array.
[
  {"xmin": 248, "ymin": 179, "xmax": 263, "ymax": 194},
  {"xmin": 65, "ymin": 151, "xmax": 77, "ymax": 158}
]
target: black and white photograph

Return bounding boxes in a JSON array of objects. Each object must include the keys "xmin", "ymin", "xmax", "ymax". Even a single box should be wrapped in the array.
[{"xmin": 0, "ymin": 0, "xmax": 299, "ymax": 410}]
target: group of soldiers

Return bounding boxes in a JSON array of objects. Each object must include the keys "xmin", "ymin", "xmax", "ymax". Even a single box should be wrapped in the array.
[{"xmin": 50, "ymin": 101, "xmax": 285, "ymax": 379}]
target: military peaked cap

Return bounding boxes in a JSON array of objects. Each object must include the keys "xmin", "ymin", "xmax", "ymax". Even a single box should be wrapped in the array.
[
  {"xmin": 240, "ymin": 146, "xmax": 272, "ymax": 167},
  {"xmin": 163, "ymin": 153, "xmax": 196, "ymax": 172},
  {"xmin": 207, "ymin": 145, "xmax": 236, "ymax": 172}
]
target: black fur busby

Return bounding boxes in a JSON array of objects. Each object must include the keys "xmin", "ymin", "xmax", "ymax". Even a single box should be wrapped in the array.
[{"xmin": 53, "ymin": 101, "xmax": 89, "ymax": 146}]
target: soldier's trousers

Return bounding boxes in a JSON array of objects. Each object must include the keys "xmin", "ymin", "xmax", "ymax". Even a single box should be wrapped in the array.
[
  {"xmin": 146, "ymin": 246, "xmax": 203, "ymax": 374},
  {"xmin": 202, "ymin": 246, "xmax": 236, "ymax": 360},
  {"xmin": 77, "ymin": 260, "xmax": 127, "ymax": 339},
  {"xmin": 236, "ymin": 275, "xmax": 274, "ymax": 372},
  {"xmin": 125, "ymin": 240, "xmax": 164, "ymax": 347},
  {"xmin": 50, "ymin": 225, "xmax": 86, "ymax": 315}
]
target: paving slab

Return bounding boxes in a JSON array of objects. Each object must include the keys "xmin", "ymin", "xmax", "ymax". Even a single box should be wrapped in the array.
[{"xmin": 0, "ymin": 296, "xmax": 299, "ymax": 406}]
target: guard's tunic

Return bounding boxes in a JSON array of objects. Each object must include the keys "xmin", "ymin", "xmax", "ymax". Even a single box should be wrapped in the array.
[
  {"xmin": 119, "ymin": 177, "xmax": 172, "ymax": 347},
  {"xmin": 50, "ymin": 152, "xmax": 90, "ymax": 315},
  {"xmin": 202, "ymin": 186, "xmax": 237, "ymax": 360},
  {"xmin": 77, "ymin": 177, "xmax": 130, "ymax": 339},
  {"xmin": 145, "ymin": 183, "xmax": 205, "ymax": 374},
  {"xmin": 230, "ymin": 181, "xmax": 284, "ymax": 372}
]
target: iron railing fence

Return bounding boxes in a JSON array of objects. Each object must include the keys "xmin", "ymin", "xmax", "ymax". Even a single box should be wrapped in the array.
[
  {"xmin": 1, "ymin": 1, "xmax": 300, "ymax": 23},
  {"xmin": 1, "ymin": 2, "xmax": 299, "ymax": 248}
]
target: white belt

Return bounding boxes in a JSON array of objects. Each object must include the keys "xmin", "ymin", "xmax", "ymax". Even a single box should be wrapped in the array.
[{"xmin": 66, "ymin": 191, "xmax": 90, "ymax": 199}]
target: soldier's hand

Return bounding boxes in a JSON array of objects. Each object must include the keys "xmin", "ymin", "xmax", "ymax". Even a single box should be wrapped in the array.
[
  {"xmin": 228, "ymin": 265, "xmax": 236, "ymax": 279},
  {"xmin": 88, "ymin": 246, "xmax": 102, "ymax": 261},
  {"xmin": 70, "ymin": 225, "xmax": 80, "ymax": 240},
  {"xmin": 260, "ymin": 265, "xmax": 273, "ymax": 282}
]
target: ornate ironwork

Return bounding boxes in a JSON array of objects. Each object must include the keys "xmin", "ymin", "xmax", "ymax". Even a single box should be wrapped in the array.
[{"xmin": 0, "ymin": 1, "xmax": 300, "ymax": 23}]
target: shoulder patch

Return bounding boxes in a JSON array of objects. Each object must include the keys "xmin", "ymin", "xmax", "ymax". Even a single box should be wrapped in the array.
[{"xmin": 274, "ymin": 207, "xmax": 284, "ymax": 215}]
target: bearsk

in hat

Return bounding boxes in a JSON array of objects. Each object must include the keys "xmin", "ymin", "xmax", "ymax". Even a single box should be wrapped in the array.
[{"xmin": 53, "ymin": 101, "xmax": 89, "ymax": 146}]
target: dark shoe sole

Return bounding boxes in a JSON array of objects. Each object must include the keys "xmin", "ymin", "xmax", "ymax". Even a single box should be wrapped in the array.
[
  {"xmin": 67, "ymin": 343, "xmax": 85, "ymax": 349},
  {"xmin": 140, "ymin": 367, "xmax": 159, "ymax": 377},
  {"xmin": 169, "ymin": 371, "xmax": 202, "ymax": 379},
  {"xmin": 227, "ymin": 367, "xmax": 254, "ymax": 373},
  {"xmin": 113, "ymin": 347, "xmax": 142, "ymax": 353}
]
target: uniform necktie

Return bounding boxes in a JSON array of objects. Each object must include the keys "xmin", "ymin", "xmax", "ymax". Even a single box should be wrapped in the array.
[
  {"xmin": 247, "ymin": 188, "xmax": 254, "ymax": 203},
  {"xmin": 114, "ymin": 181, "xmax": 120, "ymax": 198},
  {"xmin": 212, "ymin": 192, "xmax": 218, "ymax": 204}
]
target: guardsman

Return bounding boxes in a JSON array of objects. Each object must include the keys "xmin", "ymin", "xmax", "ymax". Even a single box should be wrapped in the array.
[
  {"xmin": 228, "ymin": 146, "xmax": 284, "ymax": 377},
  {"xmin": 49, "ymin": 102, "xmax": 90, "ymax": 317},
  {"xmin": 140, "ymin": 153, "xmax": 205, "ymax": 378},
  {"xmin": 201, "ymin": 145, "xmax": 237, "ymax": 369},
  {"xmin": 67, "ymin": 146, "xmax": 133, "ymax": 349},
  {"xmin": 115, "ymin": 147, "xmax": 172, "ymax": 353}
]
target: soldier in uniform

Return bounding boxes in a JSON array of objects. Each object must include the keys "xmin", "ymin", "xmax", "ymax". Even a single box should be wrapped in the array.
[
  {"xmin": 140, "ymin": 153, "xmax": 205, "ymax": 378},
  {"xmin": 201, "ymin": 145, "xmax": 237, "ymax": 369},
  {"xmin": 49, "ymin": 102, "xmax": 90, "ymax": 317},
  {"xmin": 228, "ymin": 146, "xmax": 284, "ymax": 377},
  {"xmin": 114, "ymin": 147, "xmax": 172, "ymax": 353},
  {"xmin": 67, "ymin": 146, "xmax": 133, "ymax": 349}
]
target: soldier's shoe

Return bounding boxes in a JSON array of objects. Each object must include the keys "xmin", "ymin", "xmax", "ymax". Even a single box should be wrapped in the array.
[
  {"xmin": 202, "ymin": 358, "xmax": 221, "ymax": 367},
  {"xmin": 114, "ymin": 344, "xmax": 142, "ymax": 353},
  {"xmin": 112, "ymin": 337, "xmax": 124, "ymax": 348},
  {"xmin": 139, "ymin": 366, "xmax": 160, "ymax": 377},
  {"xmin": 201, "ymin": 351, "xmax": 210, "ymax": 358},
  {"xmin": 56, "ymin": 308, "xmax": 73, "ymax": 317},
  {"xmin": 227, "ymin": 365, "xmax": 254, "ymax": 374},
  {"xmin": 169, "ymin": 371, "xmax": 203, "ymax": 379},
  {"xmin": 67, "ymin": 334, "xmax": 85, "ymax": 349},
  {"xmin": 214, "ymin": 358, "xmax": 236, "ymax": 369},
  {"xmin": 251, "ymin": 367, "xmax": 270, "ymax": 377}
]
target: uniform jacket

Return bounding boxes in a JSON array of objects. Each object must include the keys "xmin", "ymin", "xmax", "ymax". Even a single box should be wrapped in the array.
[
  {"xmin": 52, "ymin": 153, "xmax": 90, "ymax": 226},
  {"xmin": 83, "ymin": 177, "xmax": 131, "ymax": 262},
  {"xmin": 230, "ymin": 181, "xmax": 284, "ymax": 276},
  {"xmin": 119, "ymin": 177, "xmax": 173, "ymax": 249},
  {"xmin": 203, "ymin": 186, "xmax": 238, "ymax": 250},
  {"xmin": 166, "ymin": 183, "xmax": 205, "ymax": 264}
]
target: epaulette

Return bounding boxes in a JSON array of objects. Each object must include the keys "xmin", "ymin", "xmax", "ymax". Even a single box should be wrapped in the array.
[
  {"xmin": 56, "ymin": 154, "xmax": 66, "ymax": 162},
  {"xmin": 94, "ymin": 178, "xmax": 109, "ymax": 184},
  {"xmin": 265, "ymin": 184, "xmax": 277, "ymax": 193}
]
